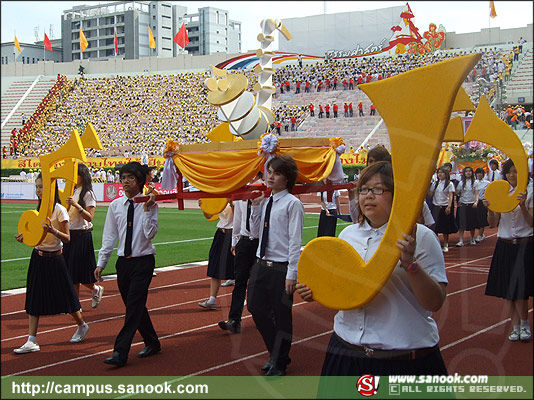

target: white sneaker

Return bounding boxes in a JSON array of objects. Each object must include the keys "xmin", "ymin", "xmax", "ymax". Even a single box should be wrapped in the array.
[
  {"xmin": 442, "ymin": 245, "xmax": 449, "ymax": 253},
  {"xmin": 479, "ymin": 234, "xmax": 486, "ymax": 241},
  {"xmin": 91, "ymin": 285, "xmax": 104, "ymax": 308},
  {"xmin": 221, "ymin": 279, "xmax": 235, "ymax": 287},
  {"xmin": 520, "ymin": 327, "xmax": 531, "ymax": 341},
  {"xmin": 70, "ymin": 323, "xmax": 89, "ymax": 343},
  {"xmin": 508, "ymin": 330, "xmax": 520, "ymax": 341},
  {"xmin": 475, "ymin": 235, "xmax": 483, "ymax": 242},
  {"xmin": 470, "ymin": 239, "xmax": 476, "ymax": 245},
  {"xmin": 456, "ymin": 241, "xmax": 464, "ymax": 247},
  {"xmin": 198, "ymin": 300, "xmax": 217, "ymax": 310},
  {"xmin": 14, "ymin": 340, "xmax": 40, "ymax": 354}
]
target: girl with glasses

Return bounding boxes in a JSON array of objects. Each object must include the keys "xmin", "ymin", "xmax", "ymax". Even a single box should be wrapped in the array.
[{"xmin": 296, "ymin": 161, "xmax": 448, "ymax": 376}]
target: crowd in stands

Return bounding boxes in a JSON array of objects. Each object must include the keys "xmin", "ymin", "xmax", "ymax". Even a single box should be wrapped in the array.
[{"xmin": 5, "ymin": 44, "xmax": 529, "ymax": 159}]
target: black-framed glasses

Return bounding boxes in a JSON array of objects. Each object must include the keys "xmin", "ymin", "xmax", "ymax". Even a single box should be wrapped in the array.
[{"xmin": 358, "ymin": 187, "xmax": 389, "ymax": 195}]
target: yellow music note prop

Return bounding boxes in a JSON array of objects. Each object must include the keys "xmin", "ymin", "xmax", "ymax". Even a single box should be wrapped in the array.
[
  {"xmin": 18, "ymin": 125, "xmax": 102, "ymax": 247},
  {"xmin": 298, "ymin": 53, "xmax": 481, "ymax": 310},
  {"xmin": 462, "ymin": 96, "xmax": 528, "ymax": 212}
]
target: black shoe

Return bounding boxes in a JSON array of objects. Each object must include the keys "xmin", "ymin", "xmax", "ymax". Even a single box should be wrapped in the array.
[
  {"xmin": 218, "ymin": 319, "xmax": 241, "ymax": 334},
  {"xmin": 265, "ymin": 365, "xmax": 287, "ymax": 376},
  {"xmin": 103, "ymin": 351, "xmax": 126, "ymax": 367},
  {"xmin": 261, "ymin": 356, "xmax": 274, "ymax": 372},
  {"xmin": 137, "ymin": 345, "xmax": 161, "ymax": 358}
]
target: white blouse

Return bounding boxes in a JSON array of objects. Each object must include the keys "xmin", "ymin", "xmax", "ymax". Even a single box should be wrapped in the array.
[
  {"xmin": 431, "ymin": 180, "xmax": 455, "ymax": 207},
  {"xmin": 334, "ymin": 222, "xmax": 448, "ymax": 350},
  {"xmin": 35, "ymin": 203, "xmax": 69, "ymax": 252},
  {"xmin": 68, "ymin": 187, "xmax": 96, "ymax": 230},
  {"xmin": 456, "ymin": 180, "xmax": 476, "ymax": 204},
  {"xmin": 497, "ymin": 184, "xmax": 533, "ymax": 239}
]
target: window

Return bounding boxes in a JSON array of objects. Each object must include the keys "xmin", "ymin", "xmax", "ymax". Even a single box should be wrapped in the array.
[
  {"xmin": 153, "ymin": 15, "xmax": 156, "ymax": 20},
  {"xmin": 32, "ymin": 58, "xmax": 35, "ymax": 63}
]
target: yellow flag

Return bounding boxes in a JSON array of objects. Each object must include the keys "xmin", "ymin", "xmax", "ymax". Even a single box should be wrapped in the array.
[
  {"xmin": 80, "ymin": 28, "xmax": 89, "ymax": 52},
  {"xmin": 148, "ymin": 26, "xmax": 156, "ymax": 49},
  {"xmin": 14, "ymin": 34, "xmax": 21, "ymax": 52},
  {"xmin": 489, "ymin": 1, "xmax": 497, "ymax": 18}
]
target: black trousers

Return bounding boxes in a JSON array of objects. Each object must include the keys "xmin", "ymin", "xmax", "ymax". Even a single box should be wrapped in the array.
[
  {"xmin": 228, "ymin": 237, "xmax": 258, "ymax": 322},
  {"xmin": 247, "ymin": 260, "xmax": 293, "ymax": 369},
  {"xmin": 114, "ymin": 255, "xmax": 160, "ymax": 360}
]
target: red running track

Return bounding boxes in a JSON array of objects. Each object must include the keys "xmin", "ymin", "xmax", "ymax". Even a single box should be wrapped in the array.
[{"xmin": 1, "ymin": 228, "xmax": 532, "ymax": 377}]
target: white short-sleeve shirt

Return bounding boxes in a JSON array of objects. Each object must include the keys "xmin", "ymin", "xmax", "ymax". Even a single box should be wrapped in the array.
[
  {"xmin": 68, "ymin": 187, "xmax": 96, "ymax": 230},
  {"xmin": 35, "ymin": 203, "xmax": 69, "ymax": 252},
  {"xmin": 333, "ymin": 222, "xmax": 448, "ymax": 350}
]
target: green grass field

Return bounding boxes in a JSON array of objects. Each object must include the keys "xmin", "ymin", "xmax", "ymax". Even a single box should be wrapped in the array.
[{"xmin": 1, "ymin": 203, "xmax": 350, "ymax": 291}]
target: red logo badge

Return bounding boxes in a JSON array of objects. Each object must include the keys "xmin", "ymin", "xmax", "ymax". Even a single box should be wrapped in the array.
[{"xmin": 356, "ymin": 374, "xmax": 380, "ymax": 397}]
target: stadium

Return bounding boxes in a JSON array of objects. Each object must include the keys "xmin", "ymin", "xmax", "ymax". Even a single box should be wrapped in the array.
[{"xmin": 1, "ymin": 1, "xmax": 533, "ymax": 395}]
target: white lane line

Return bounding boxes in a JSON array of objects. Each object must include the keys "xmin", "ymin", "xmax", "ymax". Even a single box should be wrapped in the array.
[
  {"xmin": 441, "ymin": 308, "xmax": 533, "ymax": 351},
  {"xmin": 6, "ymin": 301, "xmax": 314, "ymax": 376}
]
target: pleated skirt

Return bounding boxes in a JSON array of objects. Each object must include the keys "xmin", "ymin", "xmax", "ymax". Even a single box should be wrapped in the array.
[
  {"xmin": 25, "ymin": 250, "xmax": 82, "ymax": 316},
  {"xmin": 62, "ymin": 231, "xmax": 97, "ymax": 284},
  {"xmin": 456, "ymin": 203, "xmax": 478, "ymax": 231},
  {"xmin": 431, "ymin": 204, "xmax": 458, "ymax": 234},
  {"xmin": 485, "ymin": 238, "xmax": 533, "ymax": 300},
  {"xmin": 319, "ymin": 333, "xmax": 448, "ymax": 377},
  {"xmin": 206, "ymin": 229, "xmax": 235, "ymax": 280},
  {"xmin": 475, "ymin": 200, "xmax": 489, "ymax": 228}
]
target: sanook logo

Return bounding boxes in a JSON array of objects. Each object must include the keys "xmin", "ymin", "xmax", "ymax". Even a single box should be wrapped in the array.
[{"xmin": 356, "ymin": 375, "xmax": 380, "ymax": 397}]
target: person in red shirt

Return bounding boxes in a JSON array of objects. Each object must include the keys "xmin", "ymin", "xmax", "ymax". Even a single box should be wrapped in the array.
[
  {"xmin": 296, "ymin": 81, "xmax": 301, "ymax": 94},
  {"xmin": 333, "ymin": 77, "xmax": 338, "ymax": 90},
  {"xmin": 276, "ymin": 121, "xmax": 282, "ymax": 135},
  {"xmin": 325, "ymin": 78, "xmax": 331, "ymax": 92},
  {"xmin": 2, "ymin": 146, "xmax": 7, "ymax": 159},
  {"xmin": 280, "ymin": 82, "xmax": 284, "ymax": 94},
  {"xmin": 309, "ymin": 103, "xmax": 315, "ymax": 117},
  {"xmin": 342, "ymin": 79, "xmax": 348, "ymax": 90},
  {"xmin": 333, "ymin": 103, "xmax": 339, "ymax": 118},
  {"xmin": 358, "ymin": 101, "xmax": 364, "ymax": 117},
  {"xmin": 349, "ymin": 102, "xmax": 353, "ymax": 117},
  {"xmin": 378, "ymin": 74, "xmax": 383, "ymax": 81},
  {"xmin": 285, "ymin": 80, "xmax": 290, "ymax": 92},
  {"xmin": 344, "ymin": 103, "xmax": 349, "ymax": 117},
  {"xmin": 357, "ymin": 75, "xmax": 363, "ymax": 85},
  {"xmin": 366, "ymin": 74, "xmax": 372, "ymax": 83},
  {"xmin": 370, "ymin": 104, "xmax": 376, "ymax": 116},
  {"xmin": 325, "ymin": 104, "xmax": 331, "ymax": 118},
  {"xmin": 291, "ymin": 116, "xmax": 297, "ymax": 131},
  {"xmin": 305, "ymin": 81, "xmax": 310, "ymax": 93},
  {"xmin": 317, "ymin": 81, "xmax": 323, "ymax": 92},
  {"xmin": 318, "ymin": 104, "xmax": 324, "ymax": 118},
  {"xmin": 349, "ymin": 77, "xmax": 354, "ymax": 90}
]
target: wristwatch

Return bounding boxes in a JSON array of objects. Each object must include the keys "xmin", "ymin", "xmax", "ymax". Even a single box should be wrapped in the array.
[{"xmin": 403, "ymin": 261, "xmax": 420, "ymax": 274}]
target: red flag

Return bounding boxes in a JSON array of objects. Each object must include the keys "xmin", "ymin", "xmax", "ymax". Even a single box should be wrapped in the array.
[
  {"xmin": 174, "ymin": 23, "xmax": 189, "ymax": 49},
  {"xmin": 114, "ymin": 28, "xmax": 118, "ymax": 54},
  {"xmin": 44, "ymin": 33, "xmax": 52, "ymax": 51}
]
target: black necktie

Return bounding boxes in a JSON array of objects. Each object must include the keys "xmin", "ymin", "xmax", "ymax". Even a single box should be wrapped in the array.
[
  {"xmin": 491, "ymin": 172, "xmax": 494, "ymax": 182},
  {"xmin": 259, "ymin": 196, "xmax": 273, "ymax": 259},
  {"xmin": 246, "ymin": 199, "xmax": 252, "ymax": 232},
  {"xmin": 124, "ymin": 199, "xmax": 134, "ymax": 257}
]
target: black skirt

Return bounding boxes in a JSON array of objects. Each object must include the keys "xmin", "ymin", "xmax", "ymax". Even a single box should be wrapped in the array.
[
  {"xmin": 25, "ymin": 250, "xmax": 82, "ymax": 316},
  {"xmin": 475, "ymin": 200, "xmax": 489, "ymax": 228},
  {"xmin": 317, "ymin": 209, "xmax": 338, "ymax": 237},
  {"xmin": 485, "ymin": 238, "xmax": 533, "ymax": 300},
  {"xmin": 431, "ymin": 204, "xmax": 458, "ymax": 234},
  {"xmin": 206, "ymin": 228, "xmax": 235, "ymax": 280},
  {"xmin": 456, "ymin": 203, "xmax": 478, "ymax": 231},
  {"xmin": 319, "ymin": 333, "xmax": 447, "ymax": 378},
  {"xmin": 62, "ymin": 230, "xmax": 97, "ymax": 285}
]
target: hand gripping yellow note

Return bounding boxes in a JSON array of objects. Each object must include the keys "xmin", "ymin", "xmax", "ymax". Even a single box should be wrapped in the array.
[{"xmin": 298, "ymin": 53, "xmax": 481, "ymax": 310}]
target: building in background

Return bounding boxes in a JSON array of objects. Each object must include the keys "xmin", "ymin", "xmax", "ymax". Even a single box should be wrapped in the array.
[
  {"xmin": 60, "ymin": 1, "xmax": 241, "ymax": 61},
  {"xmin": 183, "ymin": 7, "xmax": 241, "ymax": 56},
  {"xmin": 1, "ymin": 39, "xmax": 63, "ymax": 65}
]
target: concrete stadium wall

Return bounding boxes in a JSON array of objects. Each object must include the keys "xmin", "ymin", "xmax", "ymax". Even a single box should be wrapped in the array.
[
  {"xmin": 444, "ymin": 24, "xmax": 533, "ymax": 48},
  {"xmin": 0, "ymin": 51, "xmax": 242, "ymax": 79}
]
